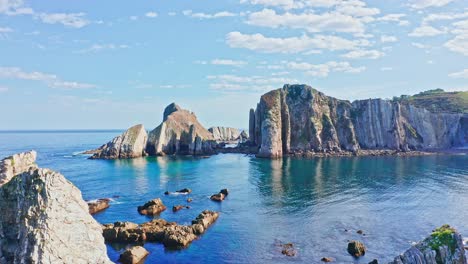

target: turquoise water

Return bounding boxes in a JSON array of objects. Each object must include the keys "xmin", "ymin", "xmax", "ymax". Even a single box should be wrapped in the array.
[{"xmin": 1, "ymin": 131, "xmax": 468, "ymax": 263}]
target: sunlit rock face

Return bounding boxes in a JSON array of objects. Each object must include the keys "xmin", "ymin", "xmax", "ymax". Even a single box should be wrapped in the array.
[
  {"xmin": 0, "ymin": 151, "xmax": 112, "ymax": 264},
  {"xmin": 250, "ymin": 84, "xmax": 466, "ymax": 158},
  {"xmin": 208, "ymin": 127, "xmax": 241, "ymax": 142},
  {"xmin": 146, "ymin": 103, "xmax": 216, "ymax": 156},
  {"xmin": 91, "ymin": 124, "xmax": 148, "ymax": 159}
]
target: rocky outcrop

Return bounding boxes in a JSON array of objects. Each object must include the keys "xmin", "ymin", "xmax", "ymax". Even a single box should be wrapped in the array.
[
  {"xmin": 348, "ymin": 240, "xmax": 366, "ymax": 257},
  {"xmin": 91, "ymin": 124, "xmax": 148, "ymax": 159},
  {"xmin": 119, "ymin": 246, "xmax": 149, "ymax": 264},
  {"xmin": 102, "ymin": 210, "xmax": 219, "ymax": 249},
  {"xmin": 146, "ymin": 103, "xmax": 216, "ymax": 156},
  {"xmin": 388, "ymin": 225, "xmax": 466, "ymax": 264},
  {"xmin": 137, "ymin": 198, "xmax": 166, "ymax": 215},
  {"xmin": 250, "ymin": 85, "xmax": 467, "ymax": 158},
  {"xmin": 209, "ymin": 127, "xmax": 241, "ymax": 142},
  {"xmin": 87, "ymin": 198, "xmax": 111, "ymax": 214},
  {"xmin": 0, "ymin": 151, "xmax": 112, "ymax": 264}
]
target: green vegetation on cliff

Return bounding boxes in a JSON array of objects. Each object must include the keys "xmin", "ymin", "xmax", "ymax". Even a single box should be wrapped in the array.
[{"xmin": 394, "ymin": 89, "xmax": 468, "ymax": 114}]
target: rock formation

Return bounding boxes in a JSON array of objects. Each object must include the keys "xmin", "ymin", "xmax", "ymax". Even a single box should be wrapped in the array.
[
  {"xmin": 388, "ymin": 225, "xmax": 466, "ymax": 264},
  {"xmin": 87, "ymin": 198, "xmax": 111, "ymax": 214},
  {"xmin": 0, "ymin": 151, "xmax": 112, "ymax": 264},
  {"xmin": 137, "ymin": 198, "xmax": 166, "ymax": 215},
  {"xmin": 209, "ymin": 127, "xmax": 241, "ymax": 142},
  {"xmin": 119, "ymin": 246, "xmax": 149, "ymax": 264},
  {"xmin": 146, "ymin": 103, "xmax": 216, "ymax": 155},
  {"xmin": 250, "ymin": 84, "xmax": 467, "ymax": 158},
  {"xmin": 90, "ymin": 124, "xmax": 148, "ymax": 159}
]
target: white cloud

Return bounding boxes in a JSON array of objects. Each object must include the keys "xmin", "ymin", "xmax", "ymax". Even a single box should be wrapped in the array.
[
  {"xmin": 129, "ymin": 16, "xmax": 138, "ymax": 20},
  {"xmin": 208, "ymin": 74, "xmax": 298, "ymax": 92},
  {"xmin": 168, "ymin": 12, "xmax": 176, "ymax": 16},
  {"xmin": 183, "ymin": 10, "xmax": 237, "ymax": 19},
  {"xmin": 409, "ymin": 25, "xmax": 446, "ymax": 37},
  {"xmin": 380, "ymin": 35, "xmax": 398, "ymax": 43},
  {"xmin": 411, "ymin": 42, "xmax": 427, "ymax": 49},
  {"xmin": 422, "ymin": 11, "xmax": 468, "ymax": 24},
  {"xmin": 246, "ymin": 8, "xmax": 366, "ymax": 34},
  {"xmin": 448, "ymin": 69, "xmax": 468, "ymax": 78},
  {"xmin": 0, "ymin": 26, "xmax": 12, "ymax": 32},
  {"xmin": 38, "ymin": 12, "xmax": 90, "ymax": 28},
  {"xmin": 0, "ymin": 86, "xmax": 8, "ymax": 92},
  {"xmin": 0, "ymin": 67, "xmax": 96, "ymax": 89},
  {"xmin": 76, "ymin": 43, "xmax": 129, "ymax": 53},
  {"xmin": 335, "ymin": 0, "xmax": 380, "ymax": 17},
  {"xmin": 376, "ymin": 13, "xmax": 410, "ymax": 26},
  {"xmin": 145, "ymin": 12, "xmax": 158, "ymax": 18},
  {"xmin": 226, "ymin": 31, "xmax": 369, "ymax": 54},
  {"xmin": 341, "ymin": 49, "xmax": 384, "ymax": 59},
  {"xmin": 409, "ymin": 0, "xmax": 455, "ymax": 9},
  {"xmin": 286, "ymin": 61, "xmax": 365, "ymax": 77},
  {"xmin": 211, "ymin": 59, "xmax": 247, "ymax": 67},
  {"xmin": 380, "ymin": 67, "xmax": 393, "ymax": 71},
  {"xmin": 444, "ymin": 35, "xmax": 468, "ymax": 55}
]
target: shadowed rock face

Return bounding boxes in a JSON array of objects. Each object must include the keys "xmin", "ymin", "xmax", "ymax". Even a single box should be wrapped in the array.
[
  {"xmin": 0, "ymin": 151, "xmax": 112, "ymax": 264},
  {"xmin": 388, "ymin": 225, "xmax": 466, "ymax": 264},
  {"xmin": 91, "ymin": 124, "xmax": 148, "ymax": 159},
  {"xmin": 146, "ymin": 103, "xmax": 215, "ymax": 155},
  {"xmin": 250, "ymin": 84, "xmax": 467, "ymax": 158}
]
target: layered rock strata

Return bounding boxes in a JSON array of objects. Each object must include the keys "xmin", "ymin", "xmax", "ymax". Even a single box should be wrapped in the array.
[{"xmin": 91, "ymin": 124, "xmax": 148, "ymax": 159}]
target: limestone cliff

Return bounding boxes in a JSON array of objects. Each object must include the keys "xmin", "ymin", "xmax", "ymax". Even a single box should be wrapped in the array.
[
  {"xmin": 209, "ymin": 127, "xmax": 241, "ymax": 142},
  {"xmin": 91, "ymin": 124, "xmax": 148, "ymax": 159},
  {"xmin": 146, "ymin": 103, "xmax": 215, "ymax": 155},
  {"xmin": 0, "ymin": 151, "xmax": 112, "ymax": 264},
  {"xmin": 250, "ymin": 84, "xmax": 466, "ymax": 158}
]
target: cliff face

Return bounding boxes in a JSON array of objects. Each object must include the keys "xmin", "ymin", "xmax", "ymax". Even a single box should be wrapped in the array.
[
  {"xmin": 250, "ymin": 85, "xmax": 466, "ymax": 158},
  {"xmin": 0, "ymin": 151, "xmax": 112, "ymax": 264},
  {"xmin": 91, "ymin": 124, "xmax": 148, "ymax": 159},
  {"xmin": 209, "ymin": 127, "xmax": 241, "ymax": 142},
  {"xmin": 146, "ymin": 103, "xmax": 215, "ymax": 155}
]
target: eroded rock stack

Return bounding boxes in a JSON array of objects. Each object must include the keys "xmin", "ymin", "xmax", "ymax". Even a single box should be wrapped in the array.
[
  {"xmin": 209, "ymin": 127, "xmax": 241, "ymax": 142},
  {"xmin": 90, "ymin": 124, "xmax": 148, "ymax": 159},
  {"xmin": 388, "ymin": 225, "xmax": 466, "ymax": 264},
  {"xmin": 0, "ymin": 151, "xmax": 112, "ymax": 264},
  {"xmin": 250, "ymin": 84, "xmax": 467, "ymax": 158},
  {"xmin": 146, "ymin": 103, "xmax": 216, "ymax": 155}
]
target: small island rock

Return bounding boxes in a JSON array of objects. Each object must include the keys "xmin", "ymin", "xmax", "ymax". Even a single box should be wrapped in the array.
[{"xmin": 119, "ymin": 246, "xmax": 149, "ymax": 264}]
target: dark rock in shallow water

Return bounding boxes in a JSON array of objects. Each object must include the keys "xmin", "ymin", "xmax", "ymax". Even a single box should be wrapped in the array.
[
  {"xmin": 137, "ymin": 198, "xmax": 166, "ymax": 215},
  {"xmin": 321, "ymin": 257, "xmax": 333, "ymax": 262},
  {"xmin": 87, "ymin": 198, "xmax": 111, "ymax": 214},
  {"xmin": 210, "ymin": 193, "xmax": 225, "ymax": 202},
  {"xmin": 387, "ymin": 225, "xmax": 466, "ymax": 264},
  {"xmin": 347, "ymin": 240, "xmax": 366, "ymax": 257},
  {"xmin": 172, "ymin": 205, "xmax": 189, "ymax": 212},
  {"xmin": 187, "ymin": 198, "xmax": 193, "ymax": 203},
  {"xmin": 220, "ymin": 188, "xmax": 229, "ymax": 196},
  {"xmin": 119, "ymin": 246, "xmax": 149, "ymax": 264},
  {"xmin": 369, "ymin": 259, "xmax": 378, "ymax": 264},
  {"xmin": 177, "ymin": 188, "xmax": 192, "ymax": 194},
  {"xmin": 280, "ymin": 243, "xmax": 296, "ymax": 257}
]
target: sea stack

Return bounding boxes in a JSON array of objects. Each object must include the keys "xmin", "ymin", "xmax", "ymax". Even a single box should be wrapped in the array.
[
  {"xmin": 146, "ymin": 103, "xmax": 216, "ymax": 155},
  {"xmin": 0, "ymin": 151, "xmax": 112, "ymax": 263},
  {"xmin": 90, "ymin": 124, "xmax": 148, "ymax": 159}
]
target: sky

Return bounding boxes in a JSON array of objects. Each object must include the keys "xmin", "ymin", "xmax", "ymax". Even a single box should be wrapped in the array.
[{"xmin": 0, "ymin": 0, "xmax": 467, "ymax": 130}]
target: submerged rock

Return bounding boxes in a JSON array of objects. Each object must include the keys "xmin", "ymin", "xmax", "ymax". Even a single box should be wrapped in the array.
[
  {"xmin": 87, "ymin": 198, "xmax": 111, "ymax": 214},
  {"xmin": 119, "ymin": 246, "xmax": 149, "ymax": 264},
  {"xmin": 91, "ymin": 124, "xmax": 148, "ymax": 159},
  {"xmin": 348, "ymin": 240, "xmax": 366, "ymax": 257},
  {"xmin": 172, "ymin": 205, "xmax": 189, "ymax": 212},
  {"xmin": 387, "ymin": 225, "xmax": 466, "ymax": 264},
  {"xmin": 137, "ymin": 198, "xmax": 167, "ymax": 215},
  {"xmin": 146, "ymin": 103, "xmax": 216, "ymax": 156},
  {"xmin": 280, "ymin": 243, "xmax": 297, "ymax": 257},
  {"xmin": 0, "ymin": 151, "xmax": 112, "ymax": 263}
]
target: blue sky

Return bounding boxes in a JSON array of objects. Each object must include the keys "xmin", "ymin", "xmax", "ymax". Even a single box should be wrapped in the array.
[{"xmin": 0, "ymin": 0, "xmax": 467, "ymax": 130}]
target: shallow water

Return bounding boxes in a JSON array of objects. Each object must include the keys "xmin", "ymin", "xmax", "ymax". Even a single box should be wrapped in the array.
[{"xmin": 1, "ymin": 131, "xmax": 468, "ymax": 263}]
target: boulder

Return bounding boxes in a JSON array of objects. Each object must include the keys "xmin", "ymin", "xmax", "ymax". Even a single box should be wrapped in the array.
[
  {"xmin": 347, "ymin": 240, "xmax": 366, "ymax": 257},
  {"xmin": 220, "ymin": 188, "xmax": 229, "ymax": 196},
  {"xmin": 172, "ymin": 205, "xmax": 189, "ymax": 212},
  {"xmin": 369, "ymin": 260, "xmax": 378, "ymax": 264},
  {"xmin": 102, "ymin": 222, "xmax": 146, "ymax": 243},
  {"xmin": 91, "ymin": 124, "xmax": 148, "ymax": 159},
  {"xmin": 280, "ymin": 243, "xmax": 296, "ymax": 257},
  {"xmin": 0, "ymin": 151, "xmax": 112, "ymax": 263},
  {"xmin": 146, "ymin": 103, "xmax": 216, "ymax": 156},
  {"xmin": 87, "ymin": 198, "xmax": 111, "ymax": 214},
  {"xmin": 321, "ymin": 257, "xmax": 333, "ymax": 262},
  {"xmin": 210, "ymin": 193, "xmax": 225, "ymax": 202},
  {"xmin": 387, "ymin": 225, "xmax": 466, "ymax": 264},
  {"xmin": 177, "ymin": 188, "xmax": 192, "ymax": 194},
  {"xmin": 137, "ymin": 198, "xmax": 166, "ymax": 215},
  {"xmin": 119, "ymin": 246, "xmax": 149, "ymax": 264}
]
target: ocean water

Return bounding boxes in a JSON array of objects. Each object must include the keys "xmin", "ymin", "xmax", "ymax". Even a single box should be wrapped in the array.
[{"xmin": 1, "ymin": 130, "xmax": 468, "ymax": 263}]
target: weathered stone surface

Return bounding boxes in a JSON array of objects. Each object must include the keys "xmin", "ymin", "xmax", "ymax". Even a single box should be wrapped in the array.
[
  {"xmin": 146, "ymin": 103, "xmax": 216, "ymax": 156},
  {"xmin": 103, "ymin": 210, "xmax": 219, "ymax": 249},
  {"xmin": 0, "ymin": 151, "xmax": 112, "ymax": 264},
  {"xmin": 0, "ymin": 150, "xmax": 37, "ymax": 187},
  {"xmin": 387, "ymin": 225, "xmax": 466, "ymax": 264},
  {"xmin": 119, "ymin": 246, "xmax": 149, "ymax": 264},
  {"xmin": 209, "ymin": 127, "xmax": 241, "ymax": 142},
  {"xmin": 348, "ymin": 240, "xmax": 366, "ymax": 257},
  {"xmin": 91, "ymin": 124, "xmax": 148, "ymax": 159},
  {"xmin": 137, "ymin": 198, "xmax": 166, "ymax": 215},
  {"xmin": 250, "ymin": 84, "xmax": 467, "ymax": 158},
  {"xmin": 87, "ymin": 198, "xmax": 111, "ymax": 214}
]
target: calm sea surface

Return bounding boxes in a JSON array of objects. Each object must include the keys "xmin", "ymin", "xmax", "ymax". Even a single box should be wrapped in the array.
[{"xmin": 1, "ymin": 131, "xmax": 468, "ymax": 263}]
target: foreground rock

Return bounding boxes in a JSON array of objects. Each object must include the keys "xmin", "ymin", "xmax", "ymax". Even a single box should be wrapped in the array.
[
  {"xmin": 209, "ymin": 127, "xmax": 241, "ymax": 142},
  {"xmin": 103, "ymin": 210, "xmax": 219, "ymax": 249},
  {"xmin": 137, "ymin": 198, "xmax": 167, "ymax": 215},
  {"xmin": 348, "ymin": 240, "xmax": 366, "ymax": 257},
  {"xmin": 250, "ymin": 84, "xmax": 467, "ymax": 158},
  {"xmin": 210, "ymin": 188, "xmax": 229, "ymax": 202},
  {"xmin": 119, "ymin": 246, "xmax": 149, "ymax": 264},
  {"xmin": 87, "ymin": 198, "xmax": 111, "ymax": 214},
  {"xmin": 388, "ymin": 225, "xmax": 466, "ymax": 264},
  {"xmin": 146, "ymin": 103, "xmax": 216, "ymax": 156},
  {"xmin": 91, "ymin": 124, "xmax": 148, "ymax": 159},
  {"xmin": 0, "ymin": 151, "xmax": 112, "ymax": 263}
]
